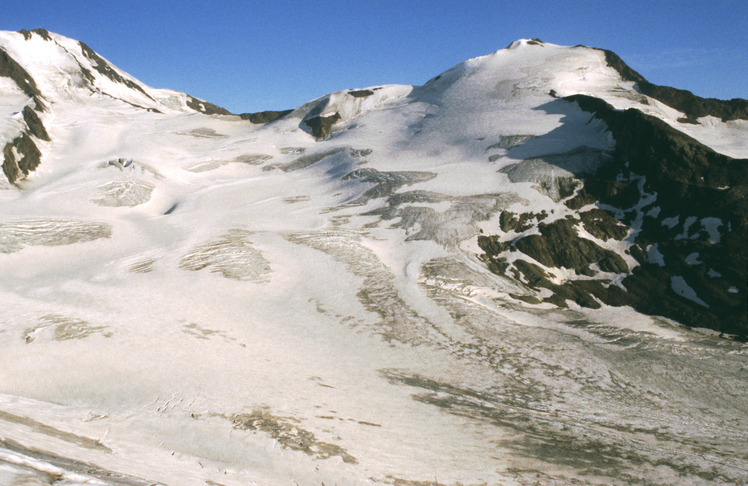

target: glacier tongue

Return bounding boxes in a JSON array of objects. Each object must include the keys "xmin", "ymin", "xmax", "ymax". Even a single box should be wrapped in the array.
[{"xmin": 0, "ymin": 30, "xmax": 747, "ymax": 485}]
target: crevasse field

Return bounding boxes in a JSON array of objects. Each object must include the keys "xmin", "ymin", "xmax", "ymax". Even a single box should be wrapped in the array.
[{"xmin": 0, "ymin": 31, "xmax": 747, "ymax": 485}]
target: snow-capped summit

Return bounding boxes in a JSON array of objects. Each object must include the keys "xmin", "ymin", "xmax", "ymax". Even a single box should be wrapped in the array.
[
  {"xmin": 0, "ymin": 28, "xmax": 230, "ymax": 115},
  {"xmin": 0, "ymin": 30, "xmax": 746, "ymax": 486},
  {"xmin": 0, "ymin": 28, "xmax": 234, "ymax": 185}
]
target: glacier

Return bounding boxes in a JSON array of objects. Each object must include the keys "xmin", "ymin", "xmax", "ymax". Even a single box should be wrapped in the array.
[{"xmin": 0, "ymin": 30, "xmax": 746, "ymax": 485}]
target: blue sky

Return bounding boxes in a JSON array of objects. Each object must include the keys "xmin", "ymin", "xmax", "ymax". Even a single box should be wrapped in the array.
[{"xmin": 3, "ymin": 1, "xmax": 746, "ymax": 113}]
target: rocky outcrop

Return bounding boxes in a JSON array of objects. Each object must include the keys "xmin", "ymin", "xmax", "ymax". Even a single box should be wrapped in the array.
[
  {"xmin": 2, "ymin": 133, "xmax": 41, "ymax": 184},
  {"xmin": 512, "ymin": 217, "xmax": 629, "ymax": 275},
  {"xmin": 498, "ymin": 211, "xmax": 547, "ymax": 232},
  {"xmin": 0, "ymin": 46, "xmax": 45, "ymax": 110},
  {"xmin": 18, "ymin": 28, "xmax": 52, "ymax": 41},
  {"xmin": 578, "ymin": 208, "xmax": 628, "ymax": 241},
  {"xmin": 0, "ymin": 46, "xmax": 49, "ymax": 184},
  {"xmin": 348, "ymin": 89, "xmax": 374, "ymax": 98},
  {"xmin": 480, "ymin": 96, "xmax": 747, "ymax": 338},
  {"xmin": 239, "ymin": 109, "xmax": 292, "ymax": 124},
  {"xmin": 185, "ymin": 95, "xmax": 232, "ymax": 115},
  {"xmin": 21, "ymin": 106, "xmax": 49, "ymax": 141},
  {"xmin": 77, "ymin": 41, "xmax": 156, "ymax": 102},
  {"xmin": 304, "ymin": 112, "xmax": 341, "ymax": 139},
  {"xmin": 0, "ymin": 47, "xmax": 49, "ymax": 184}
]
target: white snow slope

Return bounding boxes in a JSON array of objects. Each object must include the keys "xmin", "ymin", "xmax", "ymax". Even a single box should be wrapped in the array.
[{"xmin": 0, "ymin": 31, "xmax": 747, "ymax": 485}]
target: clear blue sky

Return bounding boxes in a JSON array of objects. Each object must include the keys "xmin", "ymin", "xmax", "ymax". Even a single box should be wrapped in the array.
[{"xmin": 3, "ymin": 1, "xmax": 746, "ymax": 113}]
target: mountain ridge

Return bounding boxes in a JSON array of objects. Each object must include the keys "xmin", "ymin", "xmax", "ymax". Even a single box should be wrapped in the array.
[
  {"xmin": 595, "ymin": 47, "xmax": 748, "ymax": 121},
  {"xmin": 1, "ymin": 28, "xmax": 747, "ymax": 486},
  {"xmin": 1, "ymin": 29, "xmax": 745, "ymax": 337}
]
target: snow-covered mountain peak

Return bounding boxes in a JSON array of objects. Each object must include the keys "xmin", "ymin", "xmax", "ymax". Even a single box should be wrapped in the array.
[
  {"xmin": 505, "ymin": 38, "xmax": 547, "ymax": 49},
  {"xmin": 0, "ymin": 28, "xmax": 229, "ymax": 115},
  {"xmin": 426, "ymin": 40, "xmax": 625, "ymax": 100}
]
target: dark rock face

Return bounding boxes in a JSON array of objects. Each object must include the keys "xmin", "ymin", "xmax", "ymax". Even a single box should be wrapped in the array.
[
  {"xmin": 2, "ymin": 133, "xmax": 42, "ymax": 184},
  {"xmin": 479, "ymin": 96, "xmax": 747, "ymax": 338},
  {"xmin": 579, "ymin": 208, "xmax": 628, "ymax": 241},
  {"xmin": 598, "ymin": 49, "xmax": 748, "ymax": 122},
  {"xmin": 239, "ymin": 110, "xmax": 292, "ymax": 124},
  {"xmin": 637, "ymin": 82, "xmax": 748, "ymax": 123},
  {"xmin": 0, "ymin": 47, "xmax": 49, "ymax": 184},
  {"xmin": 185, "ymin": 95, "xmax": 232, "ymax": 115},
  {"xmin": 349, "ymin": 89, "xmax": 374, "ymax": 98},
  {"xmin": 570, "ymin": 95, "xmax": 746, "ymax": 336},
  {"xmin": 18, "ymin": 28, "xmax": 52, "ymax": 41},
  {"xmin": 564, "ymin": 94, "xmax": 746, "ymax": 216},
  {"xmin": 0, "ymin": 47, "xmax": 45, "ymax": 110},
  {"xmin": 304, "ymin": 112, "xmax": 341, "ymax": 139},
  {"xmin": 77, "ymin": 41, "xmax": 159, "ymax": 103},
  {"xmin": 513, "ymin": 217, "xmax": 628, "ymax": 276},
  {"xmin": 1, "ymin": 143, "xmax": 20, "ymax": 184},
  {"xmin": 22, "ymin": 106, "xmax": 49, "ymax": 141},
  {"xmin": 498, "ymin": 211, "xmax": 546, "ymax": 232}
]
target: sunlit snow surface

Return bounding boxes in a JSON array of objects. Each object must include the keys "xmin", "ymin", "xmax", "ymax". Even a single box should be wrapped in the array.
[{"xmin": 1, "ymin": 35, "xmax": 747, "ymax": 485}]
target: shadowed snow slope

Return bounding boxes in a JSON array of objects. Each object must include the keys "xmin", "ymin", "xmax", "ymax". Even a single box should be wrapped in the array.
[{"xmin": 0, "ymin": 31, "xmax": 747, "ymax": 485}]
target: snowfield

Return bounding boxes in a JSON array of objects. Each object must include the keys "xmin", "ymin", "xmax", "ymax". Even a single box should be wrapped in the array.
[{"xmin": 0, "ymin": 31, "xmax": 747, "ymax": 485}]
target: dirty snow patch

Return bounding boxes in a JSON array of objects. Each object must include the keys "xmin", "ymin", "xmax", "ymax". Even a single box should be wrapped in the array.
[{"xmin": 671, "ymin": 276, "xmax": 709, "ymax": 308}]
